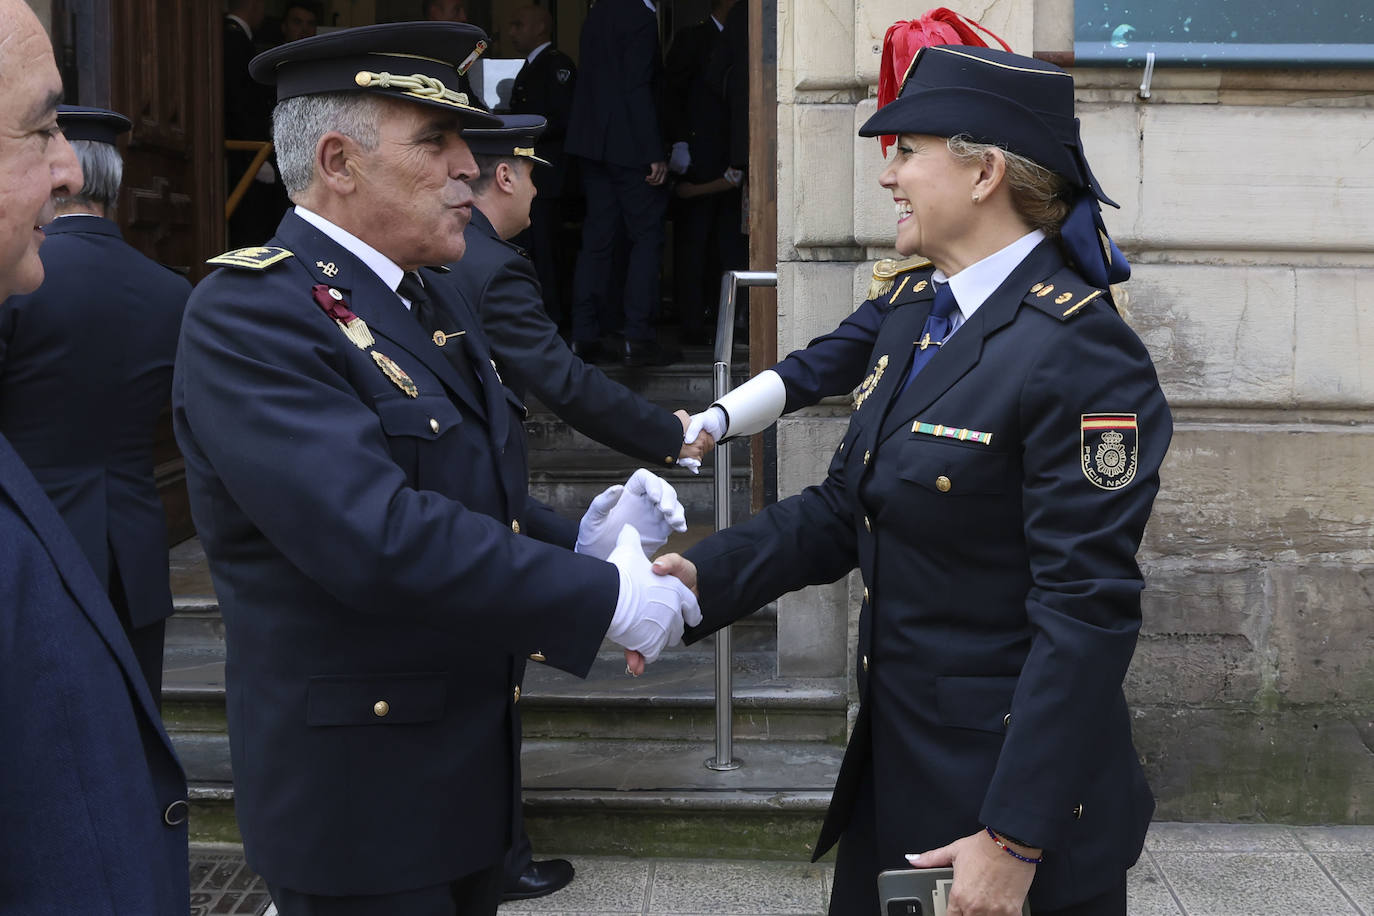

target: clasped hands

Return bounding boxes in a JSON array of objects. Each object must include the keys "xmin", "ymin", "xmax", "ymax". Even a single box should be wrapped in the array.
[
  {"xmin": 576, "ymin": 470, "xmax": 700, "ymax": 666},
  {"xmin": 674, "ymin": 410, "xmax": 716, "ymax": 473}
]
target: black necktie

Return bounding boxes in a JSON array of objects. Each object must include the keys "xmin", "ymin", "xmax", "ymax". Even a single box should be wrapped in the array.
[
  {"xmin": 899, "ymin": 281, "xmax": 959, "ymax": 394},
  {"xmin": 398, "ymin": 271, "xmax": 475, "ymax": 384}
]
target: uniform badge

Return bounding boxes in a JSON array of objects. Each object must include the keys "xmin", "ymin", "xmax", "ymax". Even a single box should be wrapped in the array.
[
  {"xmin": 1081, "ymin": 413, "xmax": 1139, "ymax": 490},
  {"xmin": 316, "ymin": 260, "xmax": 339, "ymax": 278},
  {"xmin": 853, "ymin": 354, "xmax": 889, "ymax": 410},
  {"xmin": 372, "ymin": 350, "xmax": 418, "ymax": 398},
  {"xmin": 556, "ymin": 68, "xmax": 571, "ymax": 83},
  {"xmin": 206, "ymin": 246, "xmax": 293, "ymax": 270},
  {"xmin": 311, "ymin": 284, "xmax": 376, "ymax": 351}
]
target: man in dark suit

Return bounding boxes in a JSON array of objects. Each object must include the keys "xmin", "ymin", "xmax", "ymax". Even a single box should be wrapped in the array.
[
  {"xmin": 174, "ymin": 24, "xmax": 700, "ymax": 915},
  {"xmin": 0, "ymin": 105, "xmax": 189, "ymax": 699},
  {"xmin": 664, "ymin": 0, "xmax": 744, "ymax": 345},
  {"xmin": 507, "ymin": 5, "xmax": 576, "ymax": 325},
  {"xmin": 0, "ymin": 3, "xmax": 189, "ymax": 912},
  {"xmin": 565, "ymin": 0, "xmax": 675, "ymax": 366}
]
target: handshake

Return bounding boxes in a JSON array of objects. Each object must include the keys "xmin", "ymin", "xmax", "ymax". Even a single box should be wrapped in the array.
[{"xmin": 575, "ymin": 469, "xmax": 702, "ymax": 672}]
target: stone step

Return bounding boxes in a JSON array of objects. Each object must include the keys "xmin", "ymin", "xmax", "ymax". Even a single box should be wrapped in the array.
[
  {"xmin": 178, "ymin": 735, "xmax": 842, "ymax": 858},
  {"xmin": 530, "ymin": 464, "xmax": 751, "ymax": 521}
]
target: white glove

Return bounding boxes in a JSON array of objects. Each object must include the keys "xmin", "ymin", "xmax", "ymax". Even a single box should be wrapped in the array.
[
  {"xmin": 575, "ymin": 468, "xmax": 687, "ymax": 560},
  {"xmin": 676, "ymin": 456, "xmax": 701, "ymax": 474},
  {"xmin": 606, "ymin": 525, "xmax": 702, "ymax": 664},
  {"xmin": 723, "ymin": 167, "xmax": 744, "ymax": 186},
  {"xmin": 683, "ymin": 406, "xmax": 728, "ymax": 446},
  {"xmin": 668, "ymin": 141, "xmax": 691, "ymax": 175}
]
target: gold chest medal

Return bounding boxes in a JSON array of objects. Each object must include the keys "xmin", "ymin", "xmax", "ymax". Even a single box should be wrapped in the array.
[
  {"xmin": 372, "ymin": 351, "xmax": 419, "ymax": 398},
  {"xmin": 853, "ymin": 354, "xmax": 889, "ymax": 410}
]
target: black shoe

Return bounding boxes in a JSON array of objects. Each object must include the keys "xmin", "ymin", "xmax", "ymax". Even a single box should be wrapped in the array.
[
  {"xmin": 570, "ymin": 339, "xmax": 603, "ymax": 363},
  {"xmin": 501, "ymin": 858, "xmax": 575, "ymax": 901},
  {"xmin": 623, "ymin": 339, "xmax": 683, "ymax": 367}
]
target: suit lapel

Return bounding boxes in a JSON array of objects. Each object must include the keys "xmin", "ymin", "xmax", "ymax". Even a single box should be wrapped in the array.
[
  {"xmin": 0, "ymin": 434, "xmax": 171, "ymax": 740},
  {"xmin": 876, "ymin": 241, "xmax": 1066, "ymax": 444},
  {"xmin": 275, "ymin": 214, "xmax": 489, "ymax": 421}
]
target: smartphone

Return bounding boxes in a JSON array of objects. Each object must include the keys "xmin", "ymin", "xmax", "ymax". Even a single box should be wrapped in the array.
[{"xmin": 877, "ymin": 867, "xmax": 1031, "ymax": 916}]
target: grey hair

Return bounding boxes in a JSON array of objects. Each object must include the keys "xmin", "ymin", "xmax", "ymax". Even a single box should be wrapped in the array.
[
  {"xmin": 272, "ymin": 92, "xmax": 383, "ymax": 197},
  {"xmin": 946, "ymin": 134, "xmax": 1071, "ymax": 234},
  {"xmin": 56, "ymin": 139, "xmax": 123, "ymax": 211}
]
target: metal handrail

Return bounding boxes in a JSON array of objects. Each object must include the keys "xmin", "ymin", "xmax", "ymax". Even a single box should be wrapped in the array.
[{"xmin": 704, "ymin": 269, "xmax": 777, "ymax": 772}]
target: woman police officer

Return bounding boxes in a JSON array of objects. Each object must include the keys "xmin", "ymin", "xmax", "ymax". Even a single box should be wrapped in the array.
[{"xmin": 655, "ymin": 45, "xmax": 1172, "ymax": 916}]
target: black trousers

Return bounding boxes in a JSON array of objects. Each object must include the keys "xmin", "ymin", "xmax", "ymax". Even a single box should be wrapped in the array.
[
  {"xmin": 830, "ymin": 770, "xmax": 1126, "ymax": 916},
  {"xmin": 570, "ymin": 158, "xmax": 669, "ymax": 344},
  {"xmin": 107, "ymin": 560, "xmax": 166, "ymax": 707},
  {"xmin": 671, "ymin": 187, "xmax": 746, "ymax": 340},
  {"xmin": 267, "ymin": 865, "xmax": 502, "ymax": 916}
]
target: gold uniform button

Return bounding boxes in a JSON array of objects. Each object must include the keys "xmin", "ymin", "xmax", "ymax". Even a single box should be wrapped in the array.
[
  {"xmin": 373, "ymin": 700, "xmax": 390, "ymax": 717},
  {"xmin": 1003, "ymin": 712, "xmax": 1012, "ymax": 727},
  {"xmin": 863, "ymin": 449, "xmax": 871, "ymax": 465},
  {"xmin": 864, "ymin": 515, "xmax": 871, "ymax": 532},
  {"xmin": 863, "ymin": 587, "xmax": 870, "ymax": 602},
  {"xmin": 529, "ymin": 651, "xmax": 546, "ymax": 662},
  {"xmin": 862, "ymin": 655, "xmax": 870, "ymax": 672},
  {"xmin": 429, "ymin": 417, "xmax": 440, "ymax": 434},
  {"xmin": 838, "ymin": 441, "xmax": 845, "ymax": 451},
  {"xmin": 664, "ymin": 456, "xmax": 674, "ymax": 466},
  {"xmin": 513, "ymin": 685, "xmax": 522, "ymax": 703},
  {"xmin": 1072, "ymin": 803, "xmax": 1084, "ymax": 819},
  {"xmin": 936, "ymin": 475, "xmax": 952, "ymax": 492},
  {"xmin": 511, "ymin": 519, "xmax": 521, "ymax": 534}
]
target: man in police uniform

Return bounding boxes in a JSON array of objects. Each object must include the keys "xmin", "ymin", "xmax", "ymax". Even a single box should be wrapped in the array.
[
  {"xmin": 0, "ymin": 105, "xmax": 190, "ymax": 699},
  {"xmin": 437, "ymin": 113, "xmax": 710, "ymax": 902},
  {"xmin": 173, "ymin": 22, "xmax": 701, "ymax": 915},
  {"xmin": 0, "ymin": 2, "xmax": 189, "ymax": 911},
  {"xmin": 442, "ymin": 114, "xmax": 708, "ymax": 471}
]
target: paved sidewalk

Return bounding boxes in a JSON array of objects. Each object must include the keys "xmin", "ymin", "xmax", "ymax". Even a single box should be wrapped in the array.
[{"xmin": 192, "ymin": 823, "xmax": 1374, "ymax": 915}]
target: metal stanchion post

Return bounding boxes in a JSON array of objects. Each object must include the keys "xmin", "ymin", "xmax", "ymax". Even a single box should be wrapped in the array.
[{"xmin": 705, "ymin": 270, "xmax": 775, "ymax": 772}]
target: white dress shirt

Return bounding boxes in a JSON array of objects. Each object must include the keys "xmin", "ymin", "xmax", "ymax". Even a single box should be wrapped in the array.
[
  {"xmin": 294, "ymin": 206, "xmax": 412, "ymax": 308},
  {"xmin": 932, "ymin": 228, "xmax": 1047, "ymax": 338}
]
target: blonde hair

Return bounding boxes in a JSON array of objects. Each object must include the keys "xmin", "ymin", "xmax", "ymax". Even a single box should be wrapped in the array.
[{"xmin": 946, "ymin": 134, "xmax": 1071, "ymax": 234}]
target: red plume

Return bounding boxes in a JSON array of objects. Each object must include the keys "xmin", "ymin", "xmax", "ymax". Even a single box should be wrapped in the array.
[{"xmin": 875, "ymin": 8, "xmax": 1012, "ymax": 155}]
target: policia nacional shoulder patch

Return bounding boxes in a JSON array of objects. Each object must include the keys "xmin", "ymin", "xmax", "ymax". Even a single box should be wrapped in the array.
[{"xmin": 1081, "ymin": 413, "xmax": 1139, "ymax": 489}]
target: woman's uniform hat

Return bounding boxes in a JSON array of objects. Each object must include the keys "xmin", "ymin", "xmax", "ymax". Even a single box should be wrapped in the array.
[
  {"xmin": 861, "ymin": 44, "xmax": 1130, "ymax": 288},
  {"xmin": 461, "ymin": 114, "xmax": 552, "ymax": 166},
  {"xmin": 247, "ymin": 21, "xmax": 501, "ymax": 126},
  {"xmin": 57, "ymin": 105, "xmax": 133, "ymax": 145}
]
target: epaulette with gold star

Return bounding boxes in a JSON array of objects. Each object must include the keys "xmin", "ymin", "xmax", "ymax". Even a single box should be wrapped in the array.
[
  {"xmin": 1023, "ymin": 267, "xmax": 1108, "ymax": 321},
  {"xmin": 866, "ymin": 255, "xmax": 934, "ymax": 301},
  {"xmin": 206, "ymin": 246, "xmax": 294, "ymax": 270}
]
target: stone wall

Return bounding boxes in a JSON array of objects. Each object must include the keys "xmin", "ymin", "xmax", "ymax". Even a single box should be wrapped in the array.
[{"xmin": 773, "ymin": 0, "xmax": 1374, "ymax": 821}]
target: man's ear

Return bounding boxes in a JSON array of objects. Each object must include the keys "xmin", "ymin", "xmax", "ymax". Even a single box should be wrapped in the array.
[
  {"xmin": 496, "ymin": 160, "xmax": 518, "ymax": 194},
  {"xmin": 316, "ymin": 131, "xmax": 358, "ymax": 195}
]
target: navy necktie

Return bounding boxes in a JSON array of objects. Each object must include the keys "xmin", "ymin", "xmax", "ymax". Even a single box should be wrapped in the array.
[
  {"xmin": 400, "ymin": 271, "xmax": 475, "ymax": 383},
  {"xmin": 899, "ymin": 281, "xmax": 959, "ymax": 394}
]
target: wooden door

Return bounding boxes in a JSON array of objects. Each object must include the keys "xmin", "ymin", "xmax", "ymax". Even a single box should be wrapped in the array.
[{"xmin": 52, "ymin": 0, "xmax": 222, "ymax": 543}]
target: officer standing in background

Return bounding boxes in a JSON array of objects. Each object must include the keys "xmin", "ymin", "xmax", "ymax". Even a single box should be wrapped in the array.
[
  {"xmin": 174, "ymin": 23, "xmax": 700, "ymax": 915},
  {"xmin": 0, "ymin": 2, "xmax": 189, "ymax": 910},
  {"xmin": 442, "ymin": 114, "xmax": 710, "ymax": 474},
  {"xmin": 506, "ymin": 5, "xmax": 576, "ymax": 325},
  {"xmin": 565, "ymin": 0, "xmax": 676, "ymax": 367},
  {"xmin": 0, "ymin": 105, "xmax": 190, "ymax": 700}
]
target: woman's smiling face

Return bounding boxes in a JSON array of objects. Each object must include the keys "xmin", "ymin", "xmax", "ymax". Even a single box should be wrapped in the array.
[{"xmin": 878, "ymin": 133, "xmax": 981, "ymax": 266}]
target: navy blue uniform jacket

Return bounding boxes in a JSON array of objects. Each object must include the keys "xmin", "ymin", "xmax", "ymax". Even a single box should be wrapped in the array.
[
  {"xmin": 173, "ymin": 210, "xmax": 619, "ymax": 896},
  {"xmin": 684, "ymin": 242, "xmax": 1171, "ymax": 911},
  {"xmin": 0, "ymin": 215, "xmax": 188, "ymax": 628},
  {"xmin": 564, "ymin": 0, "xmax": 665, "ymax": 168},
  {"xmin": 442, "ymin": 206, "xmax": 683, "ymax": 467},
  {"xmin": 0, "ymin": 433, "xmax": 188, "ymax": 914}
]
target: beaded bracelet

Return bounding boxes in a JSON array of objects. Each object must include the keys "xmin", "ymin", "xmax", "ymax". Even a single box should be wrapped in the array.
[{"xmin": 986, "ymin": 826, "xmax": 1045, "ymax": 865}]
